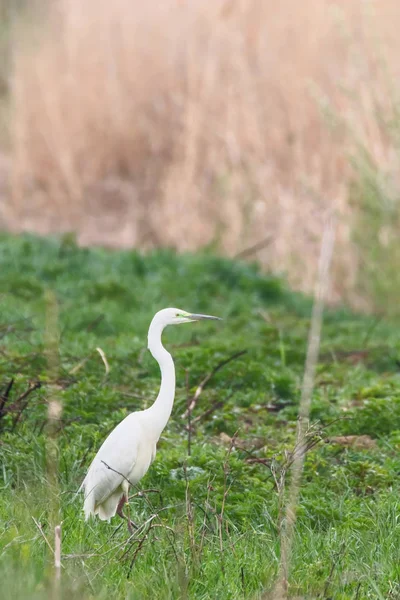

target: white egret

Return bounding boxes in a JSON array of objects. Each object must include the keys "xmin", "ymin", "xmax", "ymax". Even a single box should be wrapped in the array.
[{"xmin": 81, "ymin": 307, "xmax": 221, "ymax": 531}]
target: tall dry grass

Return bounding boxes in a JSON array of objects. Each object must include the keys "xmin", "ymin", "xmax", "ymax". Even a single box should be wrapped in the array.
[{"xmin": 5, "ymin": 0, "xmax": 400, "ymax": 306}]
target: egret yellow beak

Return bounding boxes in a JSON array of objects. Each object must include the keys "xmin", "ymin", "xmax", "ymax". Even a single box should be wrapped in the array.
[{"xmin": 187, "ymin": 313, "xmax": 222, "ymax": 321}]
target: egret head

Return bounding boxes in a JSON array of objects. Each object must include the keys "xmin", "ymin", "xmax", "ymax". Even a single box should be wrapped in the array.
[
  {"xmin": 153, "ymin": 307, "xmax": 222, "ymax": 327},
  {"xmin": 148, "ymin": 308, "xmax": 221, "ymax": 355}
]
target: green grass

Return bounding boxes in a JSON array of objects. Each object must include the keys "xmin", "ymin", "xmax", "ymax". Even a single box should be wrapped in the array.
[{"xmin": 1, "ymin": 234, "xmax": 400, "ymax": 599}]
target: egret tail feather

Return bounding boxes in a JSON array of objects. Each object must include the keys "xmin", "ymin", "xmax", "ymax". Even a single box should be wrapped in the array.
[{"xmin": 95, "ymin": 490, "xmax": 124, "ymax": 521}]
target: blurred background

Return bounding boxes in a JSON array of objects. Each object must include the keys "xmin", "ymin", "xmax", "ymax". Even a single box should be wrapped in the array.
[{"xmin": 0, "ymin": 0, "xmax": 399, "ymax": 314}]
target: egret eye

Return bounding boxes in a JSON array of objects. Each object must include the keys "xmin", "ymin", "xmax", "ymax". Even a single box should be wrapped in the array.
[{"xmin": 176, "ymin": 313, "xmax": 180, "ymax": 317}]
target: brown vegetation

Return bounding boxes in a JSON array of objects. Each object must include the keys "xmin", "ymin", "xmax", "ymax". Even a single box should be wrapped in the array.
[{"xmin": 4, "ymin": 0, "xmax": 400, "ymax": 306}]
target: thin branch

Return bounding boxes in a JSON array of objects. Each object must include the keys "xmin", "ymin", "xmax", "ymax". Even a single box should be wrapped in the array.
[
  {"xmin": 185, "ymin": 369, "xmax": 191, "ymax": 456},
  {"xmin": 101, "ymin": 460, "xmax": 134, "ymax": 487},
  {"xmin": 234, "ymin": 234, "xmax": 273, "ymax": 260},
  {"xmin": 182, "ymin": 350, "xmax": 247, "ymax": 418},
  {"xmin": 190, "ymin": 400, "xmax": 225, "ymax": 426},
  {"xmin": 322, "ymin": 542, "xmax": 346, "ymax": 599},
  {"xmin": 0, "ymin": 378, "xmax": 14, "ymax": 418},
  {"xmin": 186, "ymin": 389, "xmax": 237, "ymax": 430},
  {"xmin": 68, "ymin": 354, "xmax": 92, "ymax": 375},
  {"xmin": 81, "ymin": 459, "xmax": 133, "ymax": 506},
  {"xmin": 68, "ymin": 346, "xmax": 110, "ymax": 376},
  {"xmin": 126, "ymin": 524, "xmax": 155, "ymax": 577},
  {"xmin": 11, "ymin": 381, "xmax": 42, "ymax": 431},
  {"xmin": 128, "ymin": 488, "xmax": 161, "ymax": 501},
  {"xmin": 10, "ymin": 380, "xmax": 41, "ymax": 409},
  {"xmin": 31, "ymin": 516, "xmax": 54, "ymax": 556},
  {"xmin": 85, "ymin": 314, "xmax": 105, "ymax": 332}
]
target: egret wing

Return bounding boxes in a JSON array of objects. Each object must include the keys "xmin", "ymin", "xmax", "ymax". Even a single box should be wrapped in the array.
[{"xmin": 83, "ymin": 414, "xmax": 140, "ymax": 507}]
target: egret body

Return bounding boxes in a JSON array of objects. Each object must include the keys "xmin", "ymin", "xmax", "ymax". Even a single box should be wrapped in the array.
[{"xmin": 81, "ymin": 308, "xmax": 220, "ymax": 530}]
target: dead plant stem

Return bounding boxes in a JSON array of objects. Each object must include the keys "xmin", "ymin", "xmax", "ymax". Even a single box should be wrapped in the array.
[{"xmin": 271, "ymin": 221, "xmax": 335, "ymax": 599}]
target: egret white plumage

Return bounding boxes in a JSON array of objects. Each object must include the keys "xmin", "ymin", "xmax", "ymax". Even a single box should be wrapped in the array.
[{"xmin": 80, "ymin": 307, "xmax": 221, "ymax": 531}]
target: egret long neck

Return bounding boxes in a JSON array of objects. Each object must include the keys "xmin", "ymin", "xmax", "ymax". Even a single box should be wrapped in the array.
[{"xmin": 146, "ymin": 321, "xmax": 176, "ymax": 439}]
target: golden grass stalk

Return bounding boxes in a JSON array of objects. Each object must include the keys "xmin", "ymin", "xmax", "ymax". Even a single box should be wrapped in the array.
[
  {"xmin": 44, "ymin": 290, "xmax": 63, "ymax": 594},
  {"xmin": 271, "ymin": 220, "xmax": 335, "ymax": 599}
]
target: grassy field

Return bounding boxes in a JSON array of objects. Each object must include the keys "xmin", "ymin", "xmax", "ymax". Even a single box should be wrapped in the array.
[{"xmin": 1, "ymin": 234, "xmax": 400, "ymax": 599}]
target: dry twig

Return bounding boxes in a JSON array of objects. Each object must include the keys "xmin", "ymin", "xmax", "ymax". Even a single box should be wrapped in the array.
[
  {"xmin": 234, "ymin": 234, "xmax": 273, "ymax": 260},
  {"xmin": 0, "ymin": 378, "xmax": 14, "ymax": 418},
  {"xmin": 31, "ymin": 516, "xmax": 54, "ymax": 555},
  {"xmin": 182, "ymin": 350, "xmax": 246, "ymax": 419},
  {"xmin": 11, "ymin": 380, "xmax": 41, "ymax": 431}
]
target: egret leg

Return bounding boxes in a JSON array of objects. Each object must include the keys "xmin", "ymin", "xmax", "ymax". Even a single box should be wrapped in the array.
[{"xmin": 116, "ymin": 495, "xmax": 138, "ymax": 534}]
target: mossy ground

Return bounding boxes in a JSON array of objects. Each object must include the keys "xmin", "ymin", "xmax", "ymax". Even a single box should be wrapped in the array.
[{"xmin": 0, "ymin": 234, "xmax": 400, "ymax": 599}]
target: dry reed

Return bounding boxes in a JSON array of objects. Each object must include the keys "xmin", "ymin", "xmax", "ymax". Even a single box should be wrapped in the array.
[
  {"xmin": 271, "ymin": 221, "xmax": 335, "ymax": 598},
  {"xmin": 4, "ymin": 0, "xmax": 400, "ymax": 305}
]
